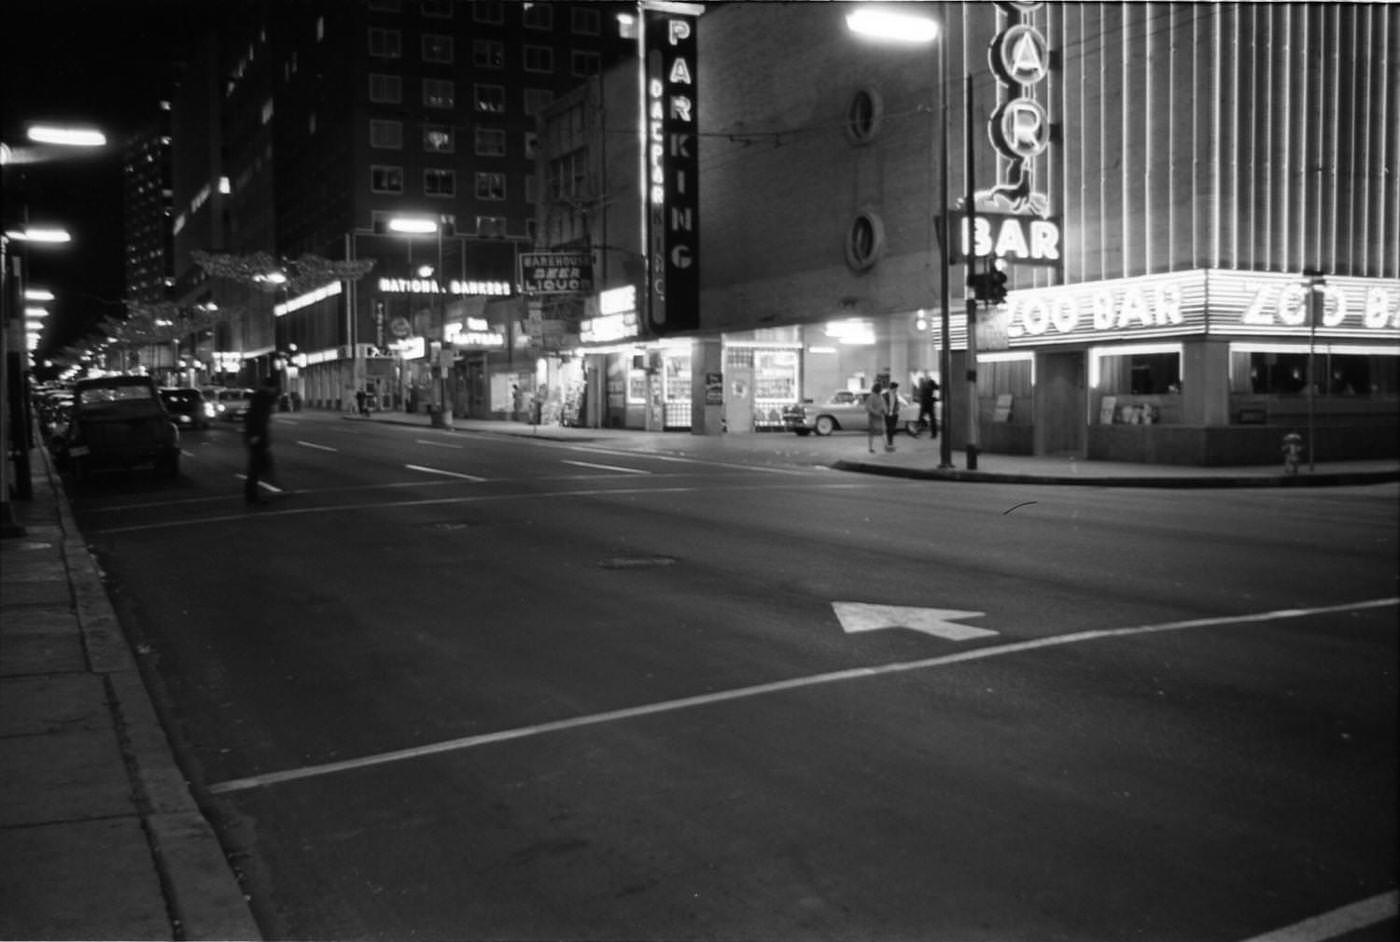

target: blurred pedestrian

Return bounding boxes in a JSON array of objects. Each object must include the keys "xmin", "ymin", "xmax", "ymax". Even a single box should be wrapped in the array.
[
  {"xmin": 917, "ymin": 372, "xmax": 938, "ymax": 437},
  {"xmin": 864, "ymin": 382, "xmax": 887, "ymax": 454},
  {"xmin": 356, "ymin": 387, "xmax": 368, "ymax": 416},
  {"xmin": 244, "ymin": 374, "xmax": 279, "ymax": 505},
  {"xmin": 883, "ymin": 381, "xmax": 902, "ymax": 452}
]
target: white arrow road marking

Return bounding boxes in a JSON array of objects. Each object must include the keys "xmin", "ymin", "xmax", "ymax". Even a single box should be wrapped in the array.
[
  {"xmin": 833, "ymin": 602, "xmax": 998, "ymax": 641},
  {"xmin": 404, "ymin": 464, "xmax": 486, "ymax": 482},
  {"xmin": 562, "ymin": 459, "xmax": 651, "ymax": 475},
  {"xmin": 297, "ymin": 440, "xmax": 338, "ymax": 452}
]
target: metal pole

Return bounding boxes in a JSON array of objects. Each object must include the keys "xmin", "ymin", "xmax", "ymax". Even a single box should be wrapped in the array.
[
  {"xmin": 964, "ymin": 72, "xmax": 979, "ymax": 471},
  {"xmin": 936, "ymin": 32, "xmax": 953, "ymax": 469},
  {"xmin": 1307, "ymin": 281, "xmax": 1317, "ymax": 471}
]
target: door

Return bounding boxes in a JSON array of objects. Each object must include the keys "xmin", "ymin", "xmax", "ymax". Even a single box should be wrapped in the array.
[{"xmin": 1035, "ymin": 352, "xmax": 1086, "ymax": 456}]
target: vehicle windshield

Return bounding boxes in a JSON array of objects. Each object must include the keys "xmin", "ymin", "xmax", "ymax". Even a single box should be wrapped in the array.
[{"xmin": 79, "ymin": 385, "xmax": 156, "ymax": 405}]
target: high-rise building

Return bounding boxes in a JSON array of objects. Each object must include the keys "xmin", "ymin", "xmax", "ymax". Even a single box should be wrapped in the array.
[
  {"xmin": 122, "ymin": 107, "xmax": 175, "ymax": 306},
  {"xmin": 170, "ymin": 0, "xmax": 635, "ymax": 410}
]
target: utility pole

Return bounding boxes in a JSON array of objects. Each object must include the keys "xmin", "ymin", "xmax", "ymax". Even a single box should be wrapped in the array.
[{"xmin": 964, "ymin": 73, "xmax": 979, "ymax": 471}]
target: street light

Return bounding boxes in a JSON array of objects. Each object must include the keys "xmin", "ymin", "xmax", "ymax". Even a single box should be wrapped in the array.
[{"xmin": 847, "ymin": 6, "xmax": 953, "ymax": 469}]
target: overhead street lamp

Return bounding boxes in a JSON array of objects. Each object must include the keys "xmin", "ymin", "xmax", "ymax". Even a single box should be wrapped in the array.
[{"xmin": 847, "ymin": 6, "xmax": 954, "ymax": 469}]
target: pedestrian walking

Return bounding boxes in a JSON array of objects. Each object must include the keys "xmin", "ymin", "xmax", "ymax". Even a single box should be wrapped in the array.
[
  {"xmin": 917, "ymin": 373, "xmax": 939, "ymax": 437},
  {"xmin": 883, "ymin": 381, "xmax": 902, "ymax": 452},
  {"xmin": 244, "ymin": 374, "xmax": 279, "ymax": 505},
  {"xmin": 356, "ymin": 387, "xmax": 367, "ymax": 416},
  {"xmin": 864, "ymin": 382, "xmax": 888, "ymax": 454}
]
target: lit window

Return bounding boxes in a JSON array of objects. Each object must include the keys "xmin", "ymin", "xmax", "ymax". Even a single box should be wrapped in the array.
[
  {"xmin": 475, "ymin": 84, "xmax": 506, "ymax": 113},
  {"xmin": 371, "ymin": 120, "xmax": 403, "ymax": 149},
  {"xmin": 424, "ymin": 169, "xmax": 456, "ymax": 196},
  {"xmin": 422, "ymin": 124, "xmax": 454, "ymax": 153},
  {"xmin": 475, "ymin": 172, "xmax": 506, "ymax": 200},
  {"xmin": 423, "ymin": 34, "xmax": 453, "ymax": 63},
  {"xmin": 261, "ymin": 98, "xmax": 274, "ymax": 124},
  {"xmin": 369, "ymin": 28, "xmax": 402, "ymax": 58},
  {"xmin": 523, "ymin": 45, "xmax": 553, "ymax": 73},
  {"xmin": 423, "ymin": 78, "xmax": 455, "ymax": 109},
  {"xmin": 475, "ymin": 128, "xmax": 506, "ymax": 156},
  {"xmin": 371, "ymin": 165, "xmax": 404, "ymax": 193}
]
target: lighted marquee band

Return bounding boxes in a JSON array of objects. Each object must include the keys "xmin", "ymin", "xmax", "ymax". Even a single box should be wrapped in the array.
[
  {"xmin": 999, "ymin": 270, "xmax": 1400, "ymax": 347},
  {"xmin": 640, "ymin": 1, "xmax": 702, "ymax": 335},
  {"xmin": 274, "ymin": 281, "xmax": 342, "ymax": 317},
  {"xmin": 376, "ymin": 277, "xmax": 512, "ymax": 296}
]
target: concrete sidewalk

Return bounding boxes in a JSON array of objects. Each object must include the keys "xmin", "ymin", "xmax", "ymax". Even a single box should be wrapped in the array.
[
  {"xmin": 1, "ymin": 446, "xmax": 260, "ymax": 942},
  {"xmin": 344, "ymin": 407, "xmax": 1400, "ymax": 488}
]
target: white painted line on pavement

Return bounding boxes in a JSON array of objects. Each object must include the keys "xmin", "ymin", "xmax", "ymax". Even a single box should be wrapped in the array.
[
  {"xmin": 566, "ymin": 445, "xmax": 805, "ymax": 475},
  {"xmin": 404, "ymin": 464, "xmax": 486, "ymax": 482},
  {"xmin": 297, "ymin": 440, "xmax": 338, "ymax": 452},
  {"xmin": 415, "ymin": 439, "xmax": 462, "ymax": 449},
  {"xmin": 206, "ymin": 596, "xmax": 1398, "ymax": 795},
  {"xmin": 562, "ymin": 459, "xmax": 651, "ymax": 475},
  {"xmin": 1237, "ymin": 890, "xmax": 1397, "ymax": 942},
  {"xmin": 233, "ymin": 473, "xmax": 284, "ymax": 494}
]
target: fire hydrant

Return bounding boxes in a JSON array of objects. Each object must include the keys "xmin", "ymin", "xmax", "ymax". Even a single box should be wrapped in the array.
[{"xmin": 1282, "ymin": 432, "xmax": 1303, "ymax": 475}]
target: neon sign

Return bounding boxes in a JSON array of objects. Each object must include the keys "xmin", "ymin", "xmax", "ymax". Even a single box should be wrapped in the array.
[
  {"xmin": 982, "ymin": 2, "xmax": 1052, "ymax": 216},
  {"xmin": 641, "ymin": 1, "xmax": 702, "ymax": 334},
  {"xmin": 376, "ymin": 277, "xmax": 511, "ymax": 296}
]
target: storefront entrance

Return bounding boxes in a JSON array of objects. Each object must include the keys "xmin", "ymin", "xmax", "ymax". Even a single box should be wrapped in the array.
[{"xmin": 1036, "ymin": 351, "xmax": 1086, "ymax": 456}]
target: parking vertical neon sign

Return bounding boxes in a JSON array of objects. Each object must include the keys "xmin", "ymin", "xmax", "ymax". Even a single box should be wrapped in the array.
[{"xmin": 641, "ymin": 2, "xmax": 702, "ymax": 334}]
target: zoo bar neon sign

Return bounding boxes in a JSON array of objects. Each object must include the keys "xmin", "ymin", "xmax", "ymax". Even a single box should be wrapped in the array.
[{"xmin": 641, "ymin": 1, "xmax": 703, "ymax": 335}]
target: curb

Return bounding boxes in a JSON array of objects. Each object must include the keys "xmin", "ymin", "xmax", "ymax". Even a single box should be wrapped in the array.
[
  {"xmin": 45, "ymin": 452, "xmax": 263, "ymax": 941},
  {"xmin": 831, "ymin": 460, "xmax": 1400, "ymax": 488}
]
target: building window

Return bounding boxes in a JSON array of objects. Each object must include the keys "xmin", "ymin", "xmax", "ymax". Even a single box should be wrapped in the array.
[
  {"xmin": 523, "ymin": 88, "xmax": 553, "ymax": 116},
  {"xmin": 421, "ymin": 0, "xmax": 451, "ymax": 17},
  {"xmin": 475, "ymin": 84, "xmax": 506, "ymax": 113},
  {"xmin": 424, "ymin": 78, "xmax": 455, "ymax": 109},
  {"xmin": 523, "ymin": 4, "xmax": 553, "ymax": 29},
  {"xmin": 845, "ymin": 210, "xmax": 885, "ymax": 271},
  {"xmin": 371, "ymin": 165, "xmax": 404, "ymax": 194},
  {"xmin": 1097, "ymin": 351, "xmax": 1182, "ymax": 395},
  {"xmin": 476, "ymin": 215, "xmax": 508, "ymax": 238},
  {"xmin": 475, "ymin": 172, "xmax": 506, "ymax": 200},
  {"xmin": 368, "ymin": 0, "xmax": 400, "ymax": 10},
  {"xmin": 571, "ymin": 50, "xmax": 601, "ymax": 77},
  {"xmin": 472, "ymin": 39, "xmax": 504, "ymax": 69},
  {"xmin": 423, "ymin": 34, "xmax": 453, "ymax": 64},
  {"xmin": 369, "ymin": 74, "xmax": 402, "ymax": 104},
  {"xmin": 571, "ymin": 7, "xmax": 600, "ymax": 35},
  {"xmin": 473, "ymin": 1, "xmax": 503, "ymax": 25},
  {"xmin": 370, "ymin": 119, "xmax": 403, "ymax": 149},
  {"xmin": 523, "ymin": 131, "xmax": 539, "ymax": 160},
  {"xmin": 261, "ymin": 98, "xmax": 274, "ymax": 124},
  {"xmin": 846, "ymin": 88, "xmax": 883, "ymax": 144},
  {"xmin": 424, "ymin": 168, "xmax": 456, "ymax": 197},
  {"xmin": 369, "ymin": 28, "xmax": 402, "ymax": 59},
  {"xmin": 523, "ymin": 45, "xmax": 554, "ymax": 73},
  {"xmin": 475, "ymin": 127, "xmax": 507, "ymax": 156},
  {"xmin": 422, "ymin": 124, "xmax": 454, "ymax": 153}
]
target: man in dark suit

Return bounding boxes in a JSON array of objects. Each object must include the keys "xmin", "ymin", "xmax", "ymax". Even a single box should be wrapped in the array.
[{"xmin": 244, "ymin": 374, "xmax": 279, "ymax": 505}]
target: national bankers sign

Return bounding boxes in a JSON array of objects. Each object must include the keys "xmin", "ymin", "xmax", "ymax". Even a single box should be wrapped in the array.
[{"xmin": 641, "ymin": 1, "xmax": 702, "ymax": 334}]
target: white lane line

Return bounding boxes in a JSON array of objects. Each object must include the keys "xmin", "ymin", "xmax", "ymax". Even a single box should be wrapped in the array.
[
  {"xmin": 233, "ymin": 473, "xmax": 284, "ymax": 494},
  {"xmin": 568, "ymin": 445, "xmax": 802, "ymax": 475},
  {"xmin": 1238, "ymin": 890, "xmax": 1397, "ymax": 942},
  {"xmin": 415, "ymin": 439, "xmax": 462, "ymax": 449},
  {"xmin": 561, "ymin": 459, "xmax": 651, "ymax": 475},
  {"xmin": 297, "ymin": 440, "xmax": 338, "ymax": 452},
  {"xmin": 404, "ymin": 463, "xmax": 486, "ymax": 482},
  {"xmin": 206, "ymin": 597, "xmax": 1397, "ymax": 795}
]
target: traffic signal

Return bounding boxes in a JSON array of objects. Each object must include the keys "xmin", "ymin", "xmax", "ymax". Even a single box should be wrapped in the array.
[{"xmin": 967, "ymin": 261, "xmax": 1010, "ymax": 304}]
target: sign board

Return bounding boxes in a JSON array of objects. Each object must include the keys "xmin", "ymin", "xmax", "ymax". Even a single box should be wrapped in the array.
[
  {"xmin": 642, "ymin": 2, "xmax": 702, "ymax": 334},
  {"xmin": 519, "ymin": 252, "xmax": 594, "ymax": 295}
]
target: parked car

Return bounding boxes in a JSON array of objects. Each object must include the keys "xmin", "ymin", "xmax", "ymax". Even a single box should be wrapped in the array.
[
  {"xmin": 159, "ymin": 387, "xmax": 213, "ymax": 430},
  {"xmin": 54, "ymin": 375, "xmax": 180, "ymax": 481},
  {"xmin": 209, "ymin": 387, "xmax": 255, "ymax": 422},
  {"xmin": 781, "ymin": 390, "xmax": 924, "ymax": 437}
]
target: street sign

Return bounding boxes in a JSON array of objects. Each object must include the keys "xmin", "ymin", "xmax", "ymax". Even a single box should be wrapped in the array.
[{"xmin": 519, "ymin": 252, "xmax": 594, "ymax": 295}]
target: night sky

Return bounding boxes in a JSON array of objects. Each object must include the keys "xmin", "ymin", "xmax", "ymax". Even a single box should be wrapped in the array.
[{"xmin": 3, "ymin": 1, "xmax": 217, "ymax": 361}]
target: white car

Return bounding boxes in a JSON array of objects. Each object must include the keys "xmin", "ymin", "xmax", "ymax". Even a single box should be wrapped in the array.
[{"xmin": 781, "ymin": 390, "xmax": 924, "ymax": 437}]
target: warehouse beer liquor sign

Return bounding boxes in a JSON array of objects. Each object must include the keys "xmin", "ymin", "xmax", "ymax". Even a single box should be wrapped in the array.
[
  {"xmin": 960, "ymin": 2, "xmax": 1062, "ymax": 270},
  {"xmin": 519, "ymin": 252, "xmax": 594, "ymax": 295},
  {"xmin": 641, "ymin": 1, "xmax": 702, "ymax": 334}
]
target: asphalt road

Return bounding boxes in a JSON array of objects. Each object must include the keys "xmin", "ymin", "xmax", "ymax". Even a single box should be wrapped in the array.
[{"xmin": 66, "ymin": 411, "xmax": 1398, "ymax": 942}]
